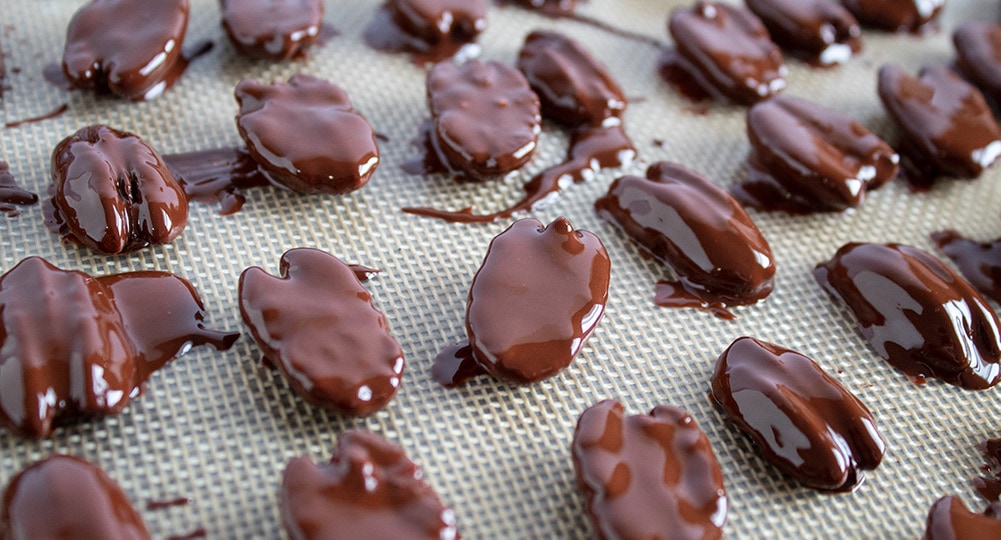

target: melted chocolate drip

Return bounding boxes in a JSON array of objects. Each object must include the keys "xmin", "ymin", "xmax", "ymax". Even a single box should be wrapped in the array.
[
  {"xmin": 163, "ymin": 147, "xmax": 270, "ymax": 215},
  {"xmin": 0, "ymin": 257, "xmax": 239, "ymax": 438},
  {"xmin": 431, "ymin": 217, "xmax": 610, "ymax": 385},
  {"xmin": 975, "ymin": 438, "xmax": 1001, "ymax": 501},
  {"xmin": 4, "ymin": 103, "xmax": 69, "ymax": 129},
  {"xmin": 167, "ymin": 529, "xmax": 207, "ymax": 540},
  {"xmin": 146, "ymin": 497, "xmax": 191, "ymax": 510},
  {"xmin": 280, "ymin": 430, "xmax": 459, "ymax": 539},
  {"xmin": 0, "ymin": 161, "xmax": 38, "ymax": 217},
  {"xmin": 878, "ymin": 64, "xmax": 1001, "ymax": 189},
  {"xmin": 710, "ymin": 337, "xmax": 886, "ymax": 492},
  {"xmin": 596, "ymin": 162, "xmax": 775, "ymax": 319},
  {"xmin": 572, "ymin": 400, "xmax": 728, "ymax": 539},
  {"xmin": 0, "ymin": 455, "xmax": 150, "ymax": 539},
  {"xmin": 931, "ymin": 231, "xmax": 1001, "ymax": 304},
  {"xmin": 662, "ymin": 2, "xmax": 787, "ymax": 105},
  {"xmin": 814, "ymin": 242, "xmax": 1001, "ymax": 390},
  {"xmin": 239, "ymin": 248, "xmax": 405, "ymax": 417},
  {"xmin": 924, "ymin": 496, "xmax": 1001, "ymax": 539},
  {"xmin": 363, "ymin": 0, "xmax": 487, "ymax": 64}
]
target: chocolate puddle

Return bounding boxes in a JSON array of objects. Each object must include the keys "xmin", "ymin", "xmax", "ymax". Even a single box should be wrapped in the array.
[
  {"xmin": 0, "ymin": 161, "xmax": 38, "ymax": 217},
  {"xmin": 4, "ymin": 103, "xmax": 69, "ymax": 128},
  {"xmin": 163, "ymin": 147, "xmax": 270, "ymax": 215},
  {"xmin": 931, "ymin": 231, "xmax": 1001, "ymax": 304},
  {"xmin": 975, "ymin": 438, "xmax": 1001, "ymax": 501}
]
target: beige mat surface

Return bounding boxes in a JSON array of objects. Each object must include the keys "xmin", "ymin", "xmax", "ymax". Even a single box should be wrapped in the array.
[{"xmin": 2, "ymin": 0, "xmax": 1000, "ymax": 537}]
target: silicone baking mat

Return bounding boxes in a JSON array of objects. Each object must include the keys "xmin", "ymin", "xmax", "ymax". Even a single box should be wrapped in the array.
[{"xmin": 2, "ymin": 0, "xmax": 1000, "ymax": 537}]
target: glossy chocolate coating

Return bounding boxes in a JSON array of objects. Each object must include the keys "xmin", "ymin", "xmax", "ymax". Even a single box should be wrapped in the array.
[
  {"xmin": 0, "ymin": 257, "xmax": 238, "ymax": 438},
  {"xmin": 0, "ymin": 455, "xmax": 149, "ymax": 539},
  {"xmin": 954, "ymin": 23, "xmax": 1001, "ymax": 108},
  {"xmin": 665, "ymin": 1, "xmax": 787, "ymax": 105},
  {"xmin": 572, "ymin": 400, "xmax": 727, "ymax": 540},
  {"xmin": 221, "ymin": 0, "xmax": 323, "ymax": 60},
  {"xmin": 745, "ymin": 0, "xmax": 861, "ymax": 66},
  {"xmin": 364, "ymin": 0, "xmax": 486, "ymax": 63},
  {"xmin": 814, "ymin": 242, "xmax": 1001, "ymax": 390},
  {"xmin": 236, "ymin": 74, "xmax": 380, "ymax": 194},
  {"xmin": 239, "ymin": 248, "xmax": 404, "ymax": 417},
  {"xmin": 735, "ymin": 95, "xmax": 899, "ymax": 213},
  {"xmin": 427, "ymin": 59, "xmax": 540, "ymax": 179},
  {"xmin": 595, "ymin": 162, "xmax": 775, "ymax": 318},
  {"xmin": 843, "ymin": 0, "xmax": 943, "ymax": 33},
  {"xmin": 924, "ymin": 496, "xmax": 1001, "ymax": 540},
  {"xmin": 0, "ymin": 161, "xmax": 38, "ymax": 216},
  {"xmin": 163, "ymin": 147, "xmax": 270, "ymax": 215},
  {"xmin": 280, "ymin": 430, "xmax": 459, "ymax": 539},
  {"xmin": 517, "ymin": 31, "xmax": 625, "ymax": 128},
  {"xmin": 49, "ymin": 125, "xmax": 187, "ymax": 254},
  {"xmin": 711, "ymin": 337, "xmax": 885, "ymax": 492},
  {"xmin": 878, "ymin": 64, "xmax": 1001, "ymax": 186},
  {"xmin": 62, "ymin": 0, "xmax": 190, "ymax": 100},
  {"xmin": 931, "ymin": 231, "xmax": 1001, "ymax": 304},
  {"xmin": 463, "ymin": 217, "xmax": 609, "ymax": 383}
]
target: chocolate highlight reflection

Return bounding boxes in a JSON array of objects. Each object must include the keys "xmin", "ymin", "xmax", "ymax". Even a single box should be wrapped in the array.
[
  {"xmin": 0, "ymin": 257, "xmax": 239, "ymax": 438},
  {"xmin": 923, "ymin": 496, "xmax": 1001, "ymax": 539},
  {"xmin": 843, "ymin": 0, "xmax": 944, "ymax": 34},
  {"xmin": 745, "ymin": 0, "xmax": 861, "ymax": 66},
  {"xmin": 364, "ymin": 0, "xmax": 487, "ymax": 64},
  {"xmin": 572, "ymin": 399, "xmax": 727, "ymax": 540},
  {"xmin": 221, "ymin": 0, "xmax": 324, "ymax": 60}
]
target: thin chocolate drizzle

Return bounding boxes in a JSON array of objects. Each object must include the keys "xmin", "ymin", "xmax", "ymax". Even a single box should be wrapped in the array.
[
  {"xmin": 4, "ymin": 103, "xmax": 68, "ymax": 129},
  {"xmin": 0, "ymin": 161, "xmax": 38, "ymax": 217},
  {"xmin": 163, "ymin": 147, "xmax": 269, "ymax": 215}
]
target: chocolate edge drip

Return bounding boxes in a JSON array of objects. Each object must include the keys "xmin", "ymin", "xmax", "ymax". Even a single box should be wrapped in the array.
[{"xmin": 163, "ymin": 147, "xmax": 270, "ymax": 215}]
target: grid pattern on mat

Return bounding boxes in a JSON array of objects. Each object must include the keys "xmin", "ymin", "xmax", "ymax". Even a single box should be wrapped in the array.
[{"xmin": 1, "ymin": 0, "xmax": 1000, "ymax": 537}]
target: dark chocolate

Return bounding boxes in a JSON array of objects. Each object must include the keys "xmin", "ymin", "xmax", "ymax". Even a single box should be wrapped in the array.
[
  {"xmin": 239, "ymin": 248, "xmax": 404, "ymax": 417},
  {"xmin": 432, "ymin": 217, "xmax": 609, "ymax": 385},
  {"xmin": 507, "ymin": 0, "xmax": 577, "ymax": 15},
  {"xmin": 954, "ymin": 23, "xmax": 1001, "ymax": 109},
  {"xmin": 734, "ymin": 95, "xmax": 899, "ymax": 213},
  {"xmin": 745, "ymin": 0, "xmax": 861, "ymax": 66},
  {"xmin": 662, "ymin": 1, "xmax": 787, "ymax": 105},
  {"xmin": 814, "ymin": 242, "xmax": 1001, "ymax": 390},
  {"xmin": 4, "ymin": 103, "xmax": 70, "ymax": 129},
  {"xmin": 163, "ymin": 147, "xmax": 270, "ymax": 215},
  {"xmin": 931, "ymin": 231, "xmax": 1001, "ymax": 304},
  {"xmin": 48, "ymin": 125, "xmax": 187, "ymax": 254},
  {"xmin": 221, "ymin": 0, "xmax": 323, "ymax": 60},
  {"xmin": 426, "ymin": 59, "xmax": 540, "ymax": 179},
  {"xmin": 975, "ymin": 438, "xmax": 1001, "ymax": 501},
  {"xmin": 843, "ymin": 0, "xmax": 943, "ymax": 34},
  {"xmin": 280, "ymin": 430, "xmax": 459, "ymax": 539},
  {"xmin": 878, "ymin": 64, "xmax": 1001, "ymax": 188},
  {"xmin": 61, "ymin": 0, "xmax": 192, "ymax": 100},
  {"xmin": 924, "ymin": 496, "xmax": 1001, "ymax": 539},
  {"xmin": 0, "ymin": 161, "xmax": 38, "ymax": 217},
  {"xmin": 364, "ymin": 0, "xmax": 487, "ymax": 64},
  {"xmin": 235, "ymin": 74, "xmax": 380, "ymax": 194},
  {"xmin": 0, "ymin": 455, "xmax": 150, "ymax": 539},
  {"xmin": 595, "ymin": 161, "xmax": 775, "ymax": 319},
  {"xmin": 572, "ymin": 400, "xmax": 727, "ymax": 540},
  {"xmin": 517, "ymin": 30, "xmax": 625, "ymax": 128},
  {"xmin": 710, "ymin": 336, "xmax": 886, "ymax": 492},
  {"xmin": 0, "ymin": 257, "xmax": 239, "ymax": 438}
]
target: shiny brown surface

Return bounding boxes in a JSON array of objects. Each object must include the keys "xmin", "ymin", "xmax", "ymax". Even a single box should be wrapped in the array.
[
  {"xmin": 710, "ymin": 337, "xmax": 886, "ymax": 492},
  {"xmin": 432, "ymin": 217, "xmax": 609, "ymax": 385},
  {"xmin": 235, "ymin": 74, "xmax": 380, "ymax": 194},
  {"xmin": 49, "ymin": 125, "xmax": 188, "ymax": 254},
  {"xmin": 0, "ymin": 257, "xmax": 238, "ymax": 438},
  {"xmin": 924, "ymin": 496, "xmax": 1001, "ymax": 540},
  {"xmin": 0, "ymin": 455, "xmax": 150, "ymax": 539},
  {"xmin": 931, "ymin": 230, "xmax": 1001, "ymax": 305},
  {"xmin": 745, "ymin": 0, "xmax": 860, "ymax": 66},
  {"xmin": 735, "ymin": 95, "xmax": 899, "ymax": 213},
  {"xmin": 814, "ymin": 242, "xmax": 1001, "ymax": 390},
  {"xmin": 280, "ymin": 430, "xmax": 459, "ymax": 540},
  {"xmin": 0, "ymin": 161, "xmax": 38, "ymax": 217},
  {"xmin": 61, "ymin": 0, "xmax": 191, "ymax": 100},
  {"xmin": 664, "ymin": 1, "xmax": 787, "ymax": 105},
  {"xmin": 221, "ymin": 0, "xmax": 323, "ymax": 60},
  {"xmin": 877, "ymin": 64, "xmax": 1001, "ymax": 188},
  {"xmin": 517, "ymin": 30, "xmax": 625, "ymax": 127},
  {"xmin": 364, "ymin": 0, "xmax": 486, "ymax": 64},
  {"xmin": 163, "ymin": 147, "xmax": 270, "ymax": 215},
  {"xmin": 572, "ymin": 399, "xmax": 727, "ymax": 540},
  {"xmin": 426, "ymin": 59, "xmax": 540, "ymax": 179},
  {"xmin": 239, "ymin": 248, "xmax": 404, "ymax": 417},
  {"xmin": 954, "ymin": 23, "xmax": 1001, "ymax": 108},
  {"xmin": 595, "ymin": 161, "xmax": 775, "ymax": 318},
  {"xmin": 843, "ymin": 0, "xmax": 944, "ymax": 33}
]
